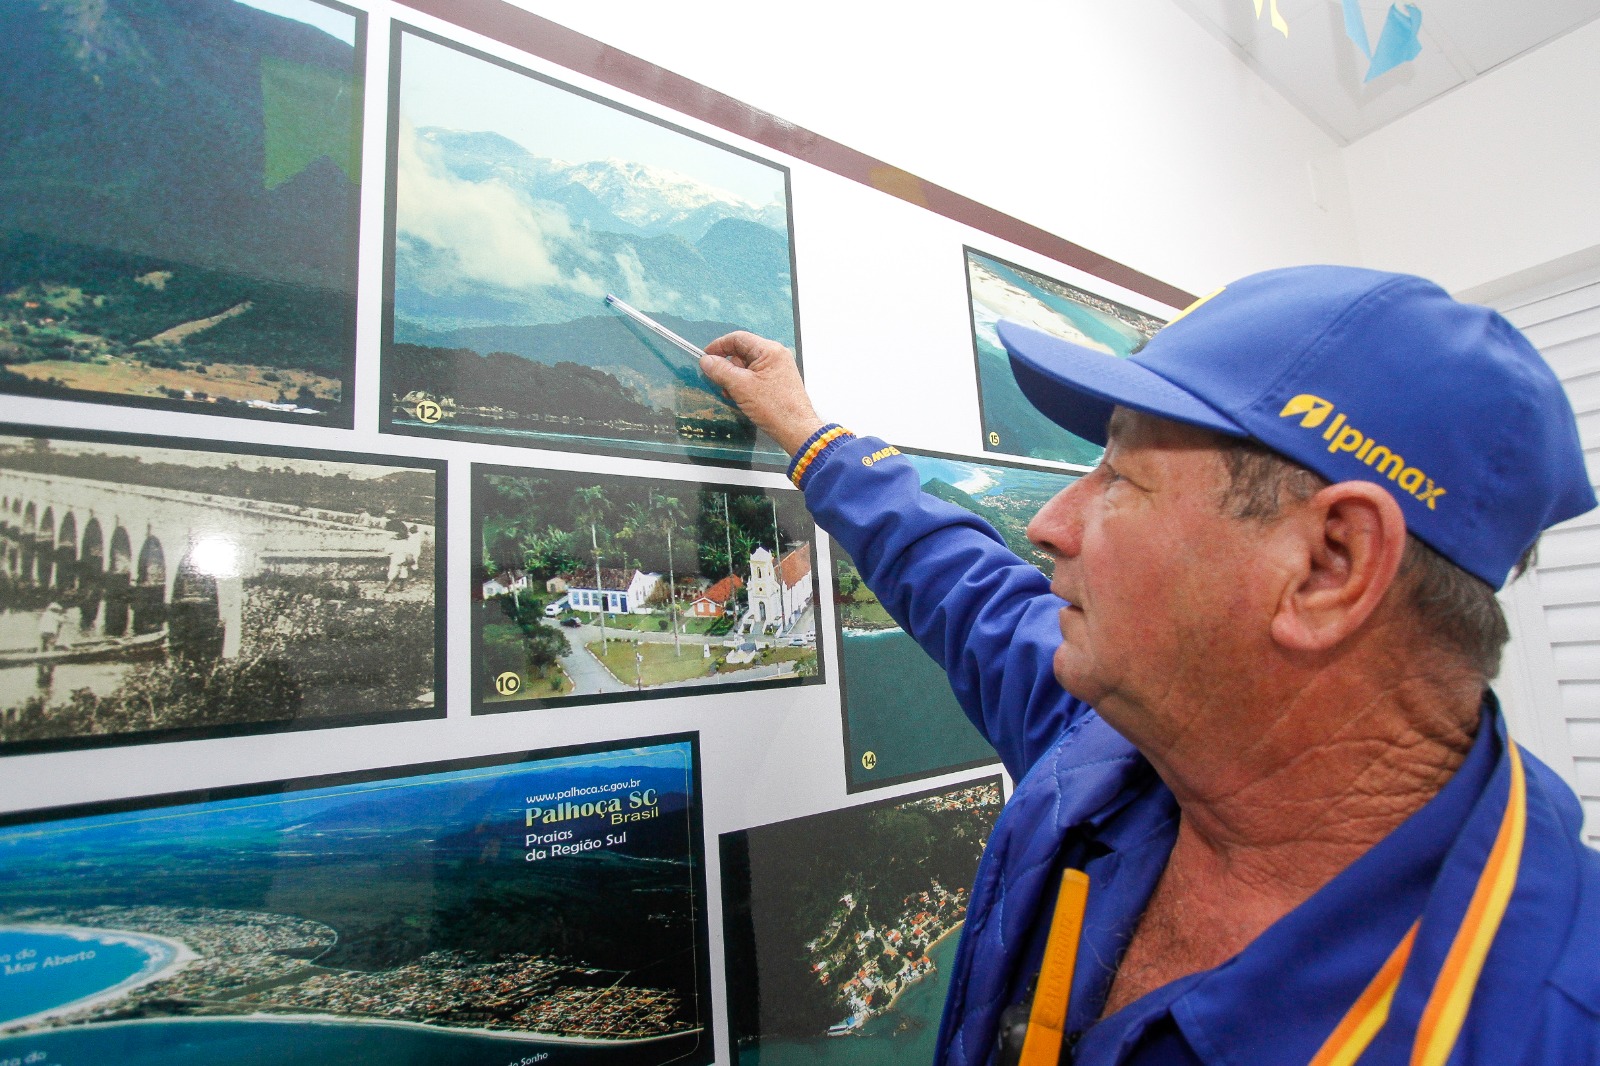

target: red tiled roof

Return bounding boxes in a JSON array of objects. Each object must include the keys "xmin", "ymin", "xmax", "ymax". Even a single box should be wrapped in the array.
[
  {"xmin": 696, "ymin": 573, "xmax": 744, "ymax": 603},
  {"xmin": 777, "ymin": 542, "xmax": 812, "ymax": 589}
]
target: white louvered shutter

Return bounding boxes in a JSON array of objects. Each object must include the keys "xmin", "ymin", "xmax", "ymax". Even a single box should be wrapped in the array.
[{"xmin": 1492, "ymin": 264, "xmax": 1600, "ymax": 847}]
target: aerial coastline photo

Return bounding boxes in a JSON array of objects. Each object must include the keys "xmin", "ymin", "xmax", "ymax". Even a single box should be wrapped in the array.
[
  {"xmin": 0, "ymin": 429, "xmax": 442, "ymax": 753},
  {"xmin": 834, "ymin": 450, "xmax": 1075, "ymax": 790},
  {"xmin": 384, "ymin": 28, "xmax": 799, "ymax": 468},
  {"xmin": 0, "ymin": 0, "xmax": 364, "ymax": 424},
  {"xmin": 475, "ymin": 466, "xmax": 821, "ymax": 710},
  {"xmin": 720, "ymin": 780, "xmax": 1003, "ymax": 1066},
  {"xmin": 0, "ymin": 737, "xmax": 712, "ymax": 1066},
  {"xmin": 965, "ymin": 248, "xmax": 1165, "ymax": 465}
]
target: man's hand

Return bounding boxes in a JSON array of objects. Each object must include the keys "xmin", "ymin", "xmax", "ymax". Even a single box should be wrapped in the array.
[{"xmin": 701, "ymin": 331, "xmax": 827, "ymax": 458}]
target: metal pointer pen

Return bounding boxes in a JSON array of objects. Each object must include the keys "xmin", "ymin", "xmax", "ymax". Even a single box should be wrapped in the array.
[{"xmin": 603, "ymin": 294, "xmax": 706, "ymax": 360}]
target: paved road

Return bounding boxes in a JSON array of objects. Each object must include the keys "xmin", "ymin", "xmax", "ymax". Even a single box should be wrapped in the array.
[{"xmin": 549, "ymin": 618, "xmax": 803, "ymax": 695}]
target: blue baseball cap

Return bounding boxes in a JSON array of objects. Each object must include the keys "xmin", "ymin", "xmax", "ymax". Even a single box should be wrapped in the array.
[{"xmin": 998, "ymin": 265, "xmax": 1596, "ymax": 589}]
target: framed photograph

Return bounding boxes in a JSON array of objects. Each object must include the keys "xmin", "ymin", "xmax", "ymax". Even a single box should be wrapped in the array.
[
  {"xmin": 720, "ymin": 778, "xmax": 1005, "ymax": 1065},
  {"xmin": 0, "ymin": 426, "xmax": 444, "ymax": 754},
  {"xmin": 965, "ymin": 247, "xmax": 1166, "ymax": 465},
  {"xmin": 382, "ymin": 27, "xmax": 801, "ymax": 470},
  {"xmin": 0, "ymin": 0, "xmax": 365, "ymax": 426},
  {"xmin": 473, "ymin": 464, "xmax": 822, "ymax": 712},
  {"xmin": 0, "ymin": 733, "xmax": 713, "ymax": 1066},
  {"xmin": 833, "ymin": 448, "xmax": 1077, "ymax": 792}
]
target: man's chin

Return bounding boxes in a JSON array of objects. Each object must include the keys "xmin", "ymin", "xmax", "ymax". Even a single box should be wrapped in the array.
[{"xmin": 1051, "ymin": 646, "xmax": 1103, "ymax": 704}]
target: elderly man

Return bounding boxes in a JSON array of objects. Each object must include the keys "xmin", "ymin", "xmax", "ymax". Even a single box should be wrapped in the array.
[{"xmin": 699, "ymin": 266, "xmax": 1600, "ymax": 1065}]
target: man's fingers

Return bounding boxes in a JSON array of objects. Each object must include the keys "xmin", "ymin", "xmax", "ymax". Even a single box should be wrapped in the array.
[
  {"xmin": 706, "ymin": 330, "xmax": 790, "ymax": 369},
  {"xmin": 698, "ymin": 351, "xmax": 743, "ymax": 390}
]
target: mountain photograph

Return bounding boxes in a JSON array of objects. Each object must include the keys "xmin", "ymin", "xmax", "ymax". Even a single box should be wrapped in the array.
[
  {"xmin": 383, "ymin": 30, "xmax": 798, "ymax": 468},
  {"xmin": 0, "ymin": 0, "xmax": 364, "ymax": 424}
]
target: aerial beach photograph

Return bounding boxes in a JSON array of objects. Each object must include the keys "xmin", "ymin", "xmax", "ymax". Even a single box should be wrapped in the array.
[
  {"xmin": 965, "ymin": 248, "xmax": 1166, "ymax": 465},
  {"xmin": 383, "ymin": 28, "xmax": 799, "ymax": 468},
  {"xmin": 720, "ymin": 780, "xmax": 1004, "ymax": 1066},
  {"xmin": 0, "ymin": 736, "xmax": 713, "ymax": 1066},
  {"xmin": 0, "ymin": 428, "xmax": 442, "ymax": 753},
  {"xmin": 0, "ymin": 0, "xmax": 364, "ymax": 424},
  {"xmin": 475, "ymin": 466, "xmax": 821, "ymax": 711},
  {"xmin": 833, "ymin": 450, "xmax": 1076, "ymax": 791}
]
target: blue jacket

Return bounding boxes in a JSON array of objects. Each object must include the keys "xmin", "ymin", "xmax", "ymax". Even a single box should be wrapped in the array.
[{"xmin": 802, "ymin": 434, "xmax": 1600, "ymax": 1065}]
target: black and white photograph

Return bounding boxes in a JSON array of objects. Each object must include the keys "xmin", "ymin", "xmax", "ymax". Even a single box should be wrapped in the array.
[{"xmin": 0, "ymin": 428, "xmax": 443, "ymax": 753}]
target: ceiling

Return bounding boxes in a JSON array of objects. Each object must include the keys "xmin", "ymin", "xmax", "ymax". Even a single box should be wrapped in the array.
[{"xmin": 1169, "ymin": 0, "xmax": 1600, "ymax": 143}]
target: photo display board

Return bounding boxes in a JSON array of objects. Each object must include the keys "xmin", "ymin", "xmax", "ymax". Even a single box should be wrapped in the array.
[
  {"xmin": 0, "ymin": 425, "xmax": 444, "ymax": 755},
  {"xmin": 966, "ymin": 247, "xmax": 1166, "ymax": 465},
  {"xmin": 0, "ymin": 1, "xmax": 1189, "ymax": 1063},
  {"xmin": 382, "ymin": 27, "xmax": 799, "ymax": 469},
  {"xmin": 832, "ymin": 449, "xmax": 1077, "ymax": 792},
  {"xmin": 0, "ymin": 734, "xmax": 712, "ymax": 1066},
  {"xmin": 474, "ymin": 465, "xmax": 822, "ymax": 711},
  {"xmin": 0, "ymin": 0, "xmax": 366, "ymax": 426},
  {"xmin": 719, "ymin": 779, "xmax": 1005, "ymax": 1065}
]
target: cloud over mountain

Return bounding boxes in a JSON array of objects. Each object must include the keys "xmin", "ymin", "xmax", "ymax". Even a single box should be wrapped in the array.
[{"xmin": 393, "ymin": 125, "xmax": 794, "ymax": 344}]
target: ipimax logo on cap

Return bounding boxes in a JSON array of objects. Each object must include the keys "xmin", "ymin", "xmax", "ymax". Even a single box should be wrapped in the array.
[{"xmin": 1279, "ymin": 394, "xmax": 1448, "ymax": 510}]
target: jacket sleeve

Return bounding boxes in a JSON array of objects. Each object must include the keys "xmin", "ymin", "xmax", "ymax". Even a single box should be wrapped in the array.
[{"xmin": 803, "ymin": 435, "xmax": 1094, "ymax": 778}]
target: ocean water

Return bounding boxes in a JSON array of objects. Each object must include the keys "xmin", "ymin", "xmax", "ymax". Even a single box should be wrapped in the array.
[
  {"xmin": 0, "ymin": 927, "xmax": 170, "ymax": 1024},
  {"xmin": 974, "ymin": 334, "xmax": 1104, "ymax": 467},
  {"xmin": 840, "ymin": 628, "xmax": 996, "ymax": 788},
  {"xmin": 0, "ymin": 1019, "xmax": 704, "ymax": 1066},
  {"xmin": 740, "ymin": 930, "xmax": 959, "ymax": 1066}
]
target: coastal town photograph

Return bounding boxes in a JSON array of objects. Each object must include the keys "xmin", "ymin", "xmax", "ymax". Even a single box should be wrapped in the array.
[
  {"xmin": 965, "ymin": 247, "xmax": 1165, "ymax": 465},
  {"xmin": 0, "ymin": 0, "xmax": 363, "ymax": 423},
  {"xmin": 475, "ymin": 466, "xmax": 820, "ymax": 710},
  {"xmin": 383, "ymin": 29, "xmax": 798, "ymax": 468},
  {"xmin": 834, "ymin": 450, "xmax": 1075, "ymax": 790},
  {"xmin": 720, "ymin": 780, "xmax": 1004, "ymax": 1065},
  {"xmin": 0, "ymin": 431, "xmax": 441, "ymax": 752},
  {"xmin": 0, "ymin": 739, "xmax": 712, "ymax": 1066}
]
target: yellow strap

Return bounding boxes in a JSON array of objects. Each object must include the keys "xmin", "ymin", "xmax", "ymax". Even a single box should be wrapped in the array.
[
  {"xmin": 1308, "ymin": 923, "xmax": 1418, "ymax": 1066},
  {"xmin": 1412, "ymin": 741, "xmax": 1527, "ymax": 1066},
  {"xmin": 1018, "ymin": 869, "xmax": 1091, "ymax": 1066},
  {"xmin": 1308, "ymin": 740, "xmax": 1527, "ymax": 1066}
]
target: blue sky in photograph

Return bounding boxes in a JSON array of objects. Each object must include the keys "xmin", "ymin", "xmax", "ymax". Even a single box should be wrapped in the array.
[{"xmin": 399, "ymin": 31, "xmax": 784, "ymax": 208}]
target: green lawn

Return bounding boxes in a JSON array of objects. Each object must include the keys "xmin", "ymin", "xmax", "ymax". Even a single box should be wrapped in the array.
[
  {"xmin": 588, "ymin": 639, "xmax": 716, "ymax": 686},
  {"xmin": 484, "ymin": 662, "xmax": 575, "ymax": 702},
  {"xmin": 585, "ymin": 638, "xmax": 808, "ymax": 687},
  {"xmin": 572, "ymin": 611, "xmax": 718, "ymax": 635}
]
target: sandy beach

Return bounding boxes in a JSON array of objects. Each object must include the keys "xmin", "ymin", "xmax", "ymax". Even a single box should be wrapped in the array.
[{"xmin": 0, "ymin": 923, "xmax": 197, "ymax": 1033}]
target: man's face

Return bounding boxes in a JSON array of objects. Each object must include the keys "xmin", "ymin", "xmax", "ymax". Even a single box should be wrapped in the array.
[{"xmin": 1026, "ymin": 409, "xmax": 1281, "ymax": 740}]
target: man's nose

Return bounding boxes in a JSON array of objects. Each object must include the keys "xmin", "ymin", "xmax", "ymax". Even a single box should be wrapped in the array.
[{"xmin": 1027, "ymin": 481, "xmax": 1086, "ymax": 560}]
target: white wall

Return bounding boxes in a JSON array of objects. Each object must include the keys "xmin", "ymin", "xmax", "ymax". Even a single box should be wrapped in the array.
[
  {"xmin": 503, "ymin": 0, "xmax": 1358, "ymax": 296},
  {"xmin": 1344, "ymin": 17, "xmax": 1600, "ymax": 298}
]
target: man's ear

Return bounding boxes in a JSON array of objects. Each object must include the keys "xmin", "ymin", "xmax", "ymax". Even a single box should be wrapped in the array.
[{"xmin": 1270, "ymin": 481, "xmax": 1409, "ymax": 653}]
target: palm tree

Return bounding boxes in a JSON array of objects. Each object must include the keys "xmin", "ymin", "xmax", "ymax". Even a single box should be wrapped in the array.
[
  {"xmin": 652, "ymin": 492, "xmax": 685, "ymax": 655},
  {"xmin": 573, "ymin": 485, "xmax": 611, "ymax": 652}
]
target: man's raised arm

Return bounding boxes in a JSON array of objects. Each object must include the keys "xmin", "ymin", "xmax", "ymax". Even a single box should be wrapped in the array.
[{"xmin": 699, "ymin": 332, "xmax": 1083, "ymax": 777}]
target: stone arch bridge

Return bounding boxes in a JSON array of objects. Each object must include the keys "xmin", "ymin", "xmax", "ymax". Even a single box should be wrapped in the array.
[{"xmin": 1, "ymin": 469, "xmax": 433, "ymax": 661}]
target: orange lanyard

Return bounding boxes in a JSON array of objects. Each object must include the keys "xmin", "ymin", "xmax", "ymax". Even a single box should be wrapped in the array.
[
  {"xmin": 1310, "ymin": 741, "xmax": 1528, "ymax": 1066},
  {"xmin": 1018, "ymin": 869, "xmax": 1091, "ymax": 1066},
  {"xmin": 1017, "ymin": 741, "xmax": 1527, "ymax": 1066}
]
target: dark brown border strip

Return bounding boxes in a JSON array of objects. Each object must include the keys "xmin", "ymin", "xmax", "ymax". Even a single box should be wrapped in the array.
[{"xmin": 398, "ymin": 0, "xmax": 1196, "ymax": 309}]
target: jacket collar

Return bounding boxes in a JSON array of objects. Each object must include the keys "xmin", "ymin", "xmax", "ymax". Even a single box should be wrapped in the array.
[{"xmin": 1171, "ymin": 698, "xmax": 1587, "ymax": 1064}]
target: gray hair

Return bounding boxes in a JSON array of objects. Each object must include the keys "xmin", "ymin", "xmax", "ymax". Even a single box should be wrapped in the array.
[{"xmin": 1213, "ymin": 436, "xmax": 1530, "ymax": 678}]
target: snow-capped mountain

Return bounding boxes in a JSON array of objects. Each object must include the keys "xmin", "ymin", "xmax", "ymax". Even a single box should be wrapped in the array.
[{"xmin": 415, "ymin": 128, "xmax": 785, "ymax": 241}]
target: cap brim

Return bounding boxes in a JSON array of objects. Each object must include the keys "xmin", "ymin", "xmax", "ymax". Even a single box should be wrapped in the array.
[{"xmin": 997, "ymin": 319, "xmax": 1247, "ymax": 446}]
